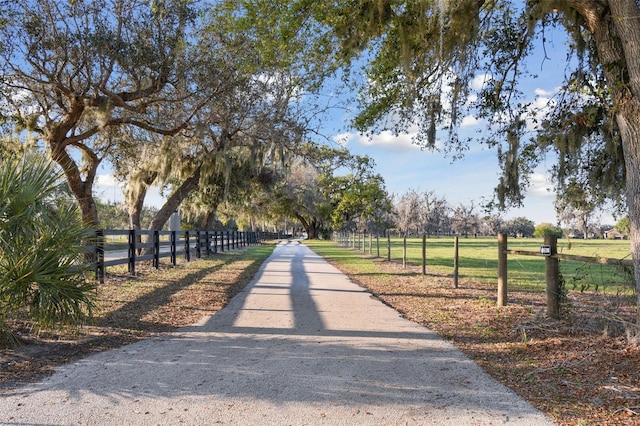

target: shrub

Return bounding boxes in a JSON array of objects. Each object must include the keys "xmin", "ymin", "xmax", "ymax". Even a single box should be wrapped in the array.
[
  {"xmin": 0, "ymin": 154, "xmax": 96, "ymax": 345},
  {"xmin": 533, "ymin": 222, "xmax": 563, "ymax": 238}
]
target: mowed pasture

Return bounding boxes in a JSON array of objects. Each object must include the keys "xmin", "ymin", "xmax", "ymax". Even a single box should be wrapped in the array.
[{"xmin": 345, "ymin": 235, "xmax": 635, "ymax": 296}]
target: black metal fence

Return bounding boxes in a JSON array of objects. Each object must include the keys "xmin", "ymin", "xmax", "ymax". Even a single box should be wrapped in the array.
[{"xmin": 87, "ymin": 230, "xmax": 284, "ymax": 282}]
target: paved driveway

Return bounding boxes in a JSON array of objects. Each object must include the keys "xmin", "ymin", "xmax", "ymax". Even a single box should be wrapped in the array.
[{"xmin": 0, "ymin": 241, "xmax": 555, "ymax": 425}]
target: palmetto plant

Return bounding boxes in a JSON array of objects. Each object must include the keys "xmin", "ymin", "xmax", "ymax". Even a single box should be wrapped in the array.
[{"xmin": 0, "ymin": 155, "xmax": 96, "ymax": 345}]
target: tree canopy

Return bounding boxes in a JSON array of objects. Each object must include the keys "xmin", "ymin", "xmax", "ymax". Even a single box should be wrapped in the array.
[
  {"xmin": 268, "ymin": 144, "xmax": 392, "ymax": 239},
  {"xmin": 0, "ymin": 0, "xmax": 324, "ymax": 233},
  {"xmin": 0, "ymin": 0, "xmax": 213, "ymax": 225},
  {"xmin": 226, "ymin": 0, "xmax": 640, "ymax": 326}
]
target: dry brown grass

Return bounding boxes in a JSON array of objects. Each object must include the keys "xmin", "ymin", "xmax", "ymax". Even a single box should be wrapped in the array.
[
  {"xmin": 0, "ymin": 246, "xmax": 272, "ymax": 390},
  {"xmin": 325, "ymin": 254, "xmax": 640, "ymax": 426}
]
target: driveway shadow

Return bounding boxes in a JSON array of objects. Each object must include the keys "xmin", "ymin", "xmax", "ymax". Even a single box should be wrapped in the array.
[{"xmin": 0, "ymin": 241, "xmax": 553, "ymax": 425}]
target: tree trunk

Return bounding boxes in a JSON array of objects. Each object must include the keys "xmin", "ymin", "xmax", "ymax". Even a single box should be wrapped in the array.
[
  {"xmin": 49, "ymin": 140, "xmax": 100, "ymax": 227},
  {"xmin": 126, "ymin": 171, "xmax": 157, "ymax": 231},
  {"xmin": 202, "ymin": 210, "xmax": 218, "ymax": 230},
  {"xmin": 295, "ymin": 213, "xmax": 321, "ymax": 239},
  {"xmin": 305, "ymin": 219, "xmax": 321, "ymax": 239},
  {"xmin": 128, "ymin": 187, "xmax": 147, "ymax": 231},
  {"xmin": 581, "ymin": 217, "xmax": 589, "ymax": 240},
  {"xmin": 147, "ymin": 167, "xmax": 201, "ymax": 232},
  {"xmin": 307, "ymin": 227, "xmax": 318, "ymax": 239},
  {"xmin": 616, "ymin": 111, "xmax": 640, "ymax": 326},
  {"xmin": 583, "ymin": 0, "xmax": 640, "ymax": 326},
  {"xmin": 138, "ymin": 168, "xmax": 201, "ymax": 256}
]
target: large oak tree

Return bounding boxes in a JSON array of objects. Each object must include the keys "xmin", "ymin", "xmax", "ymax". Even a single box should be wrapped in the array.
[
  {"xmin": 231, "ymin": 0, "xmax": 640, "ymax": 326},
  {"xmin": 269, "ymin": 144, "xmax": 391, "ymax": 239},
  {"xmin": 0, "ymin": 0, "xmax": 214, "ymax": 226}
]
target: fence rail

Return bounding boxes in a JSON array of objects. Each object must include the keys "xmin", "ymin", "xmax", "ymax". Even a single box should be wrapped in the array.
[
  {"xmin": 498, "ymin": 233, "xmax": 634, "ymax": 319},
  {"xmin": 85, "ymin": 230, "xmax": 284, "ymax": 282},
  {"xmin": 334, "ymin": 230, "xmax": 634, "ymax": 320}
]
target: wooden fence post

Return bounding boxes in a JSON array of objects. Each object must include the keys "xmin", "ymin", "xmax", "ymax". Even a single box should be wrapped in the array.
[
  {"xmin": 403, "ymin": 234, "xmax": 407, "ymax": 268},
  {"xmin": 170, "ymin": 231, "xmax": 177, "ymax": 265},
  {"xmin": 422, "ymin": 233, "xmax": 427, "ymax": 275},
  {"xmin": 184, "ymin": 231, "xmax": 191, "ymax": 261},
  {"xmin": 453, "ymin": 236, "xmax": 459, "ymax": 288},
  {"xmin": 153, "ymin": 229, "xmax": 160, "ymax": 268},
  {"xmin": 96, "ymin": 229, "xmax": 105, "ymax": 283},
  {"xmin": 387, "ymin": 231, "xmax": 391, "ymax": 261},
  {"xmin": 545, "ymin": 234, "xmax": 560, "ymax": 319},
  {"xmin": 497, "ymin": 233, "xmax": 507, "ymax": 306},
  {"xmin": 128, "ymin": 229, "xmax": 136, "ymax": 275}
]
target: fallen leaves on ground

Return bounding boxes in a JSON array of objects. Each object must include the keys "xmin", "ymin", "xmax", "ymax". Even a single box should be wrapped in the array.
[
  {"xmin": 0, "ymin": 249, "xmax": 266, "ymax": 391},
  {"xmin": 330, "ymin": 256, "xmax": 640, "ymax": 426}
]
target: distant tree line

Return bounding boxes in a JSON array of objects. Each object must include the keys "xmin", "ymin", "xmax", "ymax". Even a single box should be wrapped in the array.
[{"xmin": 389, "ymin": 189, "xmax": 621, "ymax": 240}]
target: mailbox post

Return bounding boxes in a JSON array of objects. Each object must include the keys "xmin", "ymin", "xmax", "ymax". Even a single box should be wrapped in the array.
[{"xmin": 544, "ymin": 235, "xmax": 560, "ymax": 319}]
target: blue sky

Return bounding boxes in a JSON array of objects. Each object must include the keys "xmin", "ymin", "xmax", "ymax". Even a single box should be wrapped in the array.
[
  {"xmin": 94, "ymin": 22, "xmax": 619, "ymax": 227},
  {"xmin": 329, "ymin": 77, "xmax": 564, "ymax": 225},
  {"xmin": 340, "ymin": 131, "xmax": 559, "ymax": 224}
]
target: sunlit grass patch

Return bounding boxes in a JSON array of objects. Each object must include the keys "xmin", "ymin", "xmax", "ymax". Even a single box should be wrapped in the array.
[{"xmin": 329, "ymin": 236, "xmax": 635, "ymax": 296}]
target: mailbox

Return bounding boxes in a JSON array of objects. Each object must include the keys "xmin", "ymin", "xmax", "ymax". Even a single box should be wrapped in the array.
[{"xmin": 540, "ymin": 245, "xmax": 551, "ymax": 256}]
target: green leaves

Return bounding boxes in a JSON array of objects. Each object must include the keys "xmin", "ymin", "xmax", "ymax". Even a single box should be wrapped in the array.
[{"xmin": 0, "ymin": 154, "xmax": 96, "ymax": 345}]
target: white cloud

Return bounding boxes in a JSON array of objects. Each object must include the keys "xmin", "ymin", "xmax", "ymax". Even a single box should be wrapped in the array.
[
  {"xmin": 515, "ymin": 85, "xmax": 561, "ymax": 132},
  {"xmin": 535, "ymin": 87, "xmax": 559, "ymax": 97},
  {"xmin": 333, "ymin": 132, "xmax": 354, "ymax": 147},
  {"xmin": 532, "ymin": 95, "xmax": 554, "ymax": 110},
  {"xmin": 93, "ymin": 174, "xmax": 124, "ymax": 204},
  {"xmin": 94, "ymin": 173, "xmax": 167, "ymax": 208},
  {"xmin": 336, "ymin": 130, "xmax": 423, "ymax": 152},
  {"xmin": 460, "ymin": 115, "xmax": 481, "ymax": 127},
  {"xmin": 144, "ymin": 187, "xmax": 167, "ymax": 209},
  {"xmin": 470, "ymin": 73, "xmax": 492, "ymax": 91},
  {"xmin": 95, "ymin": 174, "xmax": 123, "ymax": 188},
  {"xmin": 527, "ymin": 172, "xmax": 554, "ymax": 198}
]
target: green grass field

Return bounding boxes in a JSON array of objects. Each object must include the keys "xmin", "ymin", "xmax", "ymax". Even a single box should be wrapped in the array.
[{"xmin": 326, "ymin": 236, "xmax": 636, "ymax": 295}]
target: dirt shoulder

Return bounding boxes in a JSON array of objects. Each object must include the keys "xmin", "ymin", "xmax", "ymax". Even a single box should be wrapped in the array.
[
  {"xmin": 0, "ymin": 247, "xmax": 270, "ymax": 391},
  {"xmin": 328, "ymin": 256, "xmax": 640, "ymax": 426},
  {"xmin": 1, "ymin": 244, "xmax": 639, "ymax": 425}
]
